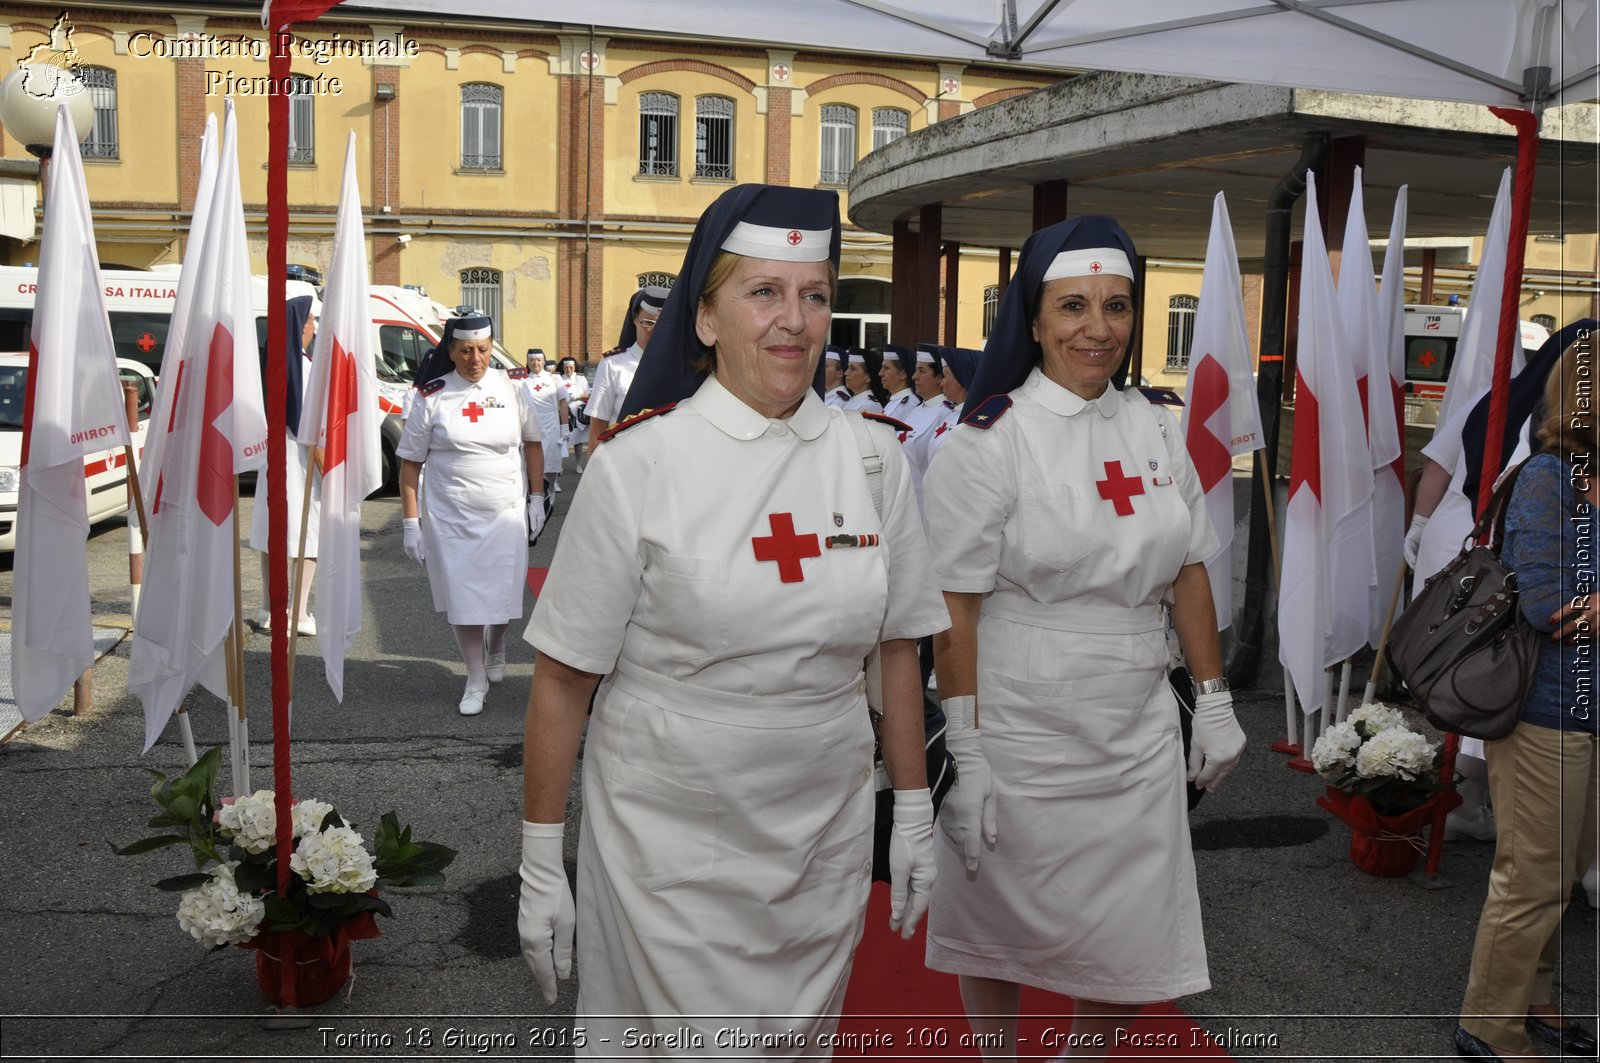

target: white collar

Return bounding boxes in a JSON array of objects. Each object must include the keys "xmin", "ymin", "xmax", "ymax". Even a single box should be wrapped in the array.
[
  {"xmin": 1024, "ymin": 366, "xmax": 1120, "ymax": 418},
  {"xmin": 686, "ymin": 374, "xmax": 831, "ymax": 441}
]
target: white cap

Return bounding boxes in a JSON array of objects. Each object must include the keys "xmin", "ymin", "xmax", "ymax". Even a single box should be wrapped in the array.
[
  {"xmin": 721, "ymin": 222, "xmax": 832, "ymax": 261},
  {"xmin": 1041, "ymin": 247, "xmax": 1135, "ymax": 283}
]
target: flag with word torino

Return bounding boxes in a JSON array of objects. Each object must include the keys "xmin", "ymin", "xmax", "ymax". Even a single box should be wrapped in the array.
[
  {"xmin": 1279, "ymin": 172, "xmax": 1371, "ymax": 715},
  {"xmin": 1333, "ymin": 166, "xmax": 1391, "ymax": 646},
  {"xmin": 1370, "ymin": 186, "xmax": 1409, "ymax": 642},
  {"xmin": 10, "ymin": 105, "xmax": 131, "ymax": 722},
  {"xmin": 1180, "ymin": 191, "xmax": 1263, "ymax": 630},
  {"xmin": 129, "ymin": 98, "xmax": 268, "ymax": 751},
  {"xmin": 298, "ymin": 133, "xmax": 382, "ymax": 702},
  {"xmin": 136, "ymin": 113, "xmax": 217, "ymax": 527}
]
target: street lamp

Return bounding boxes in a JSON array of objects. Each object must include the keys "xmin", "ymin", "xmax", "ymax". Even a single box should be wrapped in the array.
[{"xmin": 0, "ymin": 62, "xmax": 93, "ymax": 205}]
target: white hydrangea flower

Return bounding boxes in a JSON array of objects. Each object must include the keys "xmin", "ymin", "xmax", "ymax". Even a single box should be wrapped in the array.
[
  {"xmin": 291, "ymin": 825, "xmax": 378, "ymax": 895},
  {"xmin": 217, "ymin": 790, "xmax": 279, "ymax": 854},
  {"xmin": 1350, "ymin": 702, "xmax": 1406, "ymax": 736},
  {"xmin": 1355, "ymin": 726, "xmax": 1436, "ymax": 781},
  {"xmin": 176, "ymin": 862, "xmax": 265, "ymax": 948},
  {"xmin": 292, "ymin": 799, "xmax": 334, "ymax": 838},
  {"xmin": 1311, "ymin": 720, "xmax": 1362, "ymax": 776}
]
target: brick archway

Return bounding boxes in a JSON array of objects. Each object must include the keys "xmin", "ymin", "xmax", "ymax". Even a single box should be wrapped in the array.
[
  {"xmin": 619, "ymin": 59, "xmax": 756, "ymax": 95},
  {"xmin": 805, "ymin": 72, "xmax": 926, "ymax": 105}
]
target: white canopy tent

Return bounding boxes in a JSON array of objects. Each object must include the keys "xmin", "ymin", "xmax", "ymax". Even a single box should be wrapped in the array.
[{"xmin": 344, "ymin": 0, "xmax": 1598, "ymax": 110}]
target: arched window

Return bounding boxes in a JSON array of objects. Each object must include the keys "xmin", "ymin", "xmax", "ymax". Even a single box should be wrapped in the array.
[
  {"xmin": 288, "ymin": 74, "xmax": 315, "ymax": 164},
  {"xmin": 1531, "ymin": 313, "xmax": 1557, "ymax": 332},
  {"xmin": 983, "ymin": 285, "xmax": 1000, "ymax": 337},
  {"xmin": 460, "ymin": 267, "xmax": 503, "ymax": 326},
  {"xmin": 871, "ymin": 107, "xmax": 908, "ymax": 151},
  {"xmin": 80, "ymin": 66, "xmax": 118, "ymax": 159},
  {"xmin": 460, "ymin": 83, "xmax": 503, "ymax": 170},
  {"xmin": 819, "ymin": 104, "xmax": 857, "ymax": 185},
  {"xmin": 637, "ymin": 273, "xmax": 677, "ymax": 289},
  {"xmin": 1166, "ymin": 294, "xmax": 1199, "ymax": 371},
  {"xmin": 639, "ymin": 92, "xmax": 679, "ymax": 177},
  {"xmin": 695, "ymin": 95, "xmax": 734, "ymax": 180}
]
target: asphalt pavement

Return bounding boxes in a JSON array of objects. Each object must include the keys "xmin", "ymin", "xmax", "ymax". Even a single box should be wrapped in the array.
[{"xmin": 0, "ymin": 460, "xmax": 1593, "ymax": 1062}]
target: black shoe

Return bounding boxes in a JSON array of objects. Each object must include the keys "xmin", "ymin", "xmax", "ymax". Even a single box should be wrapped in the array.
[
  {"xmin": 1454, "ymin": 1026, "xmax": 1504, "ymax": 1060},
  {"xmin": 1526, "ymin": 1013, "xmax": 1598, "ymax": 1055}
]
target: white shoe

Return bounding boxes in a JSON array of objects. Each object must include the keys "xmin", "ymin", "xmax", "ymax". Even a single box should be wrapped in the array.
[
  {"xmin": 458, "ymin": 686, "xmax": 487, "ymax": 716},
  {"xmin": 1444, "ymin": 805, "xmax": 1497, "ymax": 842},
  {"xmin": 253, "ymin": 608, "xmax": 271, "ymax": 633},
  {"xmin": 1583, "ymin": 863, "xmax": 1599, "ymax": 909},
  {"xmin": 295, "ymin": 616, "xmax": 317, "ymax": 638},
  {"xmin": 554, "ymin": 482, "xmax": 562, "ymax": 493},
  {"xmin": 575, "ymin": 463, "xmax": 585, "ymax": 474},
  {"xmin": 485, "ymin": 652, "xmax": 506, "ymax": 683}
]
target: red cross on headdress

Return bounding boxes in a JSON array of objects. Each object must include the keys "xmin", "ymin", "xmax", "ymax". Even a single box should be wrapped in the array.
[
  {"xmin": 1089, "ymin": 261, "xmax": 1103, "ymax": 273},
  {"xmin": 787, "ymin": 230, "xmax": 802, "ymax": 246}
]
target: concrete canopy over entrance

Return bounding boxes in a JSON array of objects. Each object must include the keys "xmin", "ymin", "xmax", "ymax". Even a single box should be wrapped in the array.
[{"xmin": 847, "ymin": 73, "xmax": 1599, "ymax": 260}]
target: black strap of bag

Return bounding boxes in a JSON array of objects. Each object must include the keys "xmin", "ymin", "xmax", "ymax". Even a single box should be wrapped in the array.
[{"xmin": 1387, "ymin": 461, "xmax": 1541, "ymax": 740}]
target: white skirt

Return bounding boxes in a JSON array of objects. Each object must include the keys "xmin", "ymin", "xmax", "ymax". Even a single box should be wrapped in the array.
[
  {"xmin": 420, "ymin": 448, "xmax": 526, "ymax": 625},
  {"xmin": 575, "ymin": 661, "xmax": 875, "ymax": 1058},
  {"xmin": 925, "ymin": 611, "xmax": 1210, "ymax": 1003},
  {"xmin": 249, "ymin": 427, "xmax": 320, "ymax": 557}
]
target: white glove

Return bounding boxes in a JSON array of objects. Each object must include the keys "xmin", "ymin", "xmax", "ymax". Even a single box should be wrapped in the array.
[
  {"xmin": 1403, "ymin": 513, "xmax": 1428, "ymax": 568},
  {"xmin": 526, "ymin": 496, "xmax": 547, "ymax": 542},
  {"xmin": 888, "ymin": 788, "xmax": 936, "ymax": 940},
  {"xmin": 517, "ymin": 820, "xmax": 575, "ymax": 1004},
  {"xmin": 939, "ymin": 696, "xmax": 997, "ymax": 871},
  {"xmin": 1187, "ymin": 688, "xmax": 1245, "ymax": 792},
  {"xmin": 401, "ymin": 517, "xmax": 425, "ymax": 563}
]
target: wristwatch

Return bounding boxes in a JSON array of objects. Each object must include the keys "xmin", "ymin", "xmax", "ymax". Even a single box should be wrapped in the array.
[{"xmin": 1194, "ymin": 676, "xmax": 1230, "ymax": 695}]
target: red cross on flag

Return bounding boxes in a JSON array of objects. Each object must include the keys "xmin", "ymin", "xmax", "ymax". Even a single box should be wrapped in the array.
[
  {"xmin": 297, "ymin": 133, "xmax": 382, "ymax": 702},
  {"xmin": 1278, "ymin": 172, "xmax": 1373, "ymax": 717},
  {"xmin": 1179, "ymin": 192, "xmax": 1263, "ymax": 631},
  {"xmin": 10, "ymin": 104, "xmax": 133, "ymax": 723},
  {"xmin": 130, "ymin": 98, "xmax": 268, "ymax": 751}
]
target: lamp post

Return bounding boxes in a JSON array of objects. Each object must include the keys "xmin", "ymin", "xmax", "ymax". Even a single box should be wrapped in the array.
[{"xmin": 0, "ymin": 62, "xmax": 93, "ymax": 210}]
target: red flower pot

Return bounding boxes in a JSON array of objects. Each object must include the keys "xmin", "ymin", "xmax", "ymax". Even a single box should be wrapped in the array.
[
  {"xmin": 245, "ymin": 911, "xmax": 380, "ymax": 1007},
  {"xmin": 1316, "ymin": 787, "xmax": 1464, "ymax": 878}
]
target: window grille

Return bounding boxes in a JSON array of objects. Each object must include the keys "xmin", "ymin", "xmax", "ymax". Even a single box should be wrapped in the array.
[
  {"xmin": 982, "ymin": 285, "xmax": 1000, "ymax": 337},
  {"xmin": 637, "ymin": 273, "xmax": 677, "ymax": 289},
  {"xmin": 694, "ymin": 95, "xmax": 734, "ymax": 180},
  {"xmin": 460, "ymin": 83, "xmax": 503, "ymax": 170},
  {"xmin": 80, "ymin": 67, "xmax": 118, "ymax": 159},
  {"xmin": 288, "ymin": 75, "xmax": 315, "ymax": 163},
  {"xmin": 639, "ymin": 92, "xmax": 679, "ymax": 177},
  {"xmin": 460, "ymin": 268, "xmax": 503, "ymax": 327},
  {"xmin": 819, "ymin": 104, "xmax": 857, "ymax": 185},
  {"xmin": 871, "ymin": 107, "xmax": 908, "ymax": 151},
  {"xmin": 1166, "ymin": 294, "xmax": 1199, "ymax": 371}
]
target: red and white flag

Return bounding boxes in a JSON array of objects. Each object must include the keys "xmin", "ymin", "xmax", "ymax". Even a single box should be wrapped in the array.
[
  {"xmin": 136, "ymin": 114, "xmax": 218, "ymax": 520},
  {"xmin": 1180, "ymin": 192, "xmax": 1263, "ymax": 630},
  {"xmin": 260, "ymin": 0, "xmax": 341, "ymax": 30},
  {"xmin": 1333, "ymin": 167, "xmax": 1390, "ymax": 647},
  {"xmin": 130, "ymin": 99, "xmax": 268, "ymax": 751},
  {"xmin": 10, "ymin": 105, "xmax": 131, "ymax": 722},
  {"xmin": 1278, "ymin": 172, "xmax": 1371, "ymax": 715},
  {"xmin": 1436, "ymin": 169, "xmax": 1512, "ymax": 432},
  {"xmin": 299, "ymin": 133, "xmax": 382, "ymax": 701},
  {"xmin": 1370, "ymin": 186, "xmax": 1409, "ymax": 642}
]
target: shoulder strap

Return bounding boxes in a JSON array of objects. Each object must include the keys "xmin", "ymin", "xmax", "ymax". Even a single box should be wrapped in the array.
[
  {"xmin": 846, "ymin": 411, "xmax": 886, "ymax": 522},
  {"xmin": 1468, "ymin": 459, "xmax": 1529, "ymax": 555}
]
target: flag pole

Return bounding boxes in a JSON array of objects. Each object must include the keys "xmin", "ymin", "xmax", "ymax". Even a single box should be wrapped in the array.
[
  {"xmin": 1334, "ymin": 658, "xmax": 1353, "ymax": 723},
  {"xmin": 285, "ymin": 459, "xmax": 315, "ymax": 702},
  {"xmin": 1362, "ymin": 563, "xmax": 1408, "ymax": 706},
  {"xmin": 1258, "ymin": 460, "xmax": 1300, "ymax": 755},
  {"xmin": 232, "ymin": 477, "xmax": 250, "ymax": 794}
]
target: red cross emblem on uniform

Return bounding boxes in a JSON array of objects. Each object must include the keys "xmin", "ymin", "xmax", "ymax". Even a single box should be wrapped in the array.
[
  {"xmin": 935, "ymin": 421, "xmax": 949, "ymax": 437},
  {"xmin": 751, "ymin": 512, "xmax": 820, "ymax": 583},
  {"xmin": 462, "ymin": 401, "xmax": 485, "ymax": 422},
  {"xmin": 1095, "ymin": 459, "xmax": 1145, "ymax": 516},
  {"xmin": 897, "ymin": 429, "xmax": 910, "ymax": 444},
  {"xmin": 1089, "ymin": 261, "xmax": 1103, "ymax": 273},
  {"xmin": 787, "ymin": 230, "xmax": 802, "ymax": 246}
]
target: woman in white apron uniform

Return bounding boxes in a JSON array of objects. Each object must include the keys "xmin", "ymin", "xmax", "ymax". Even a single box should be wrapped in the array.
[
  {"xmin": 249, "ymin": 294, "xmax": 320, "ymax": 636},
  {"xmin": 839, "ymin": 348, "xmax": 886, "ymax": 414},
  {"xmin": 517, "ymin": 185, "xmax": 949, "ymax": 1058},
  {"xmin": 558, "ymin": 357, "xmax": 589, "ymax": 465},
  {"xmin": 397, "ymin": 315, "xmax": 544, "ymax": 717},
  {"xmin": 921, "ymin": 217, "xmax": 1246, "ymax": 1060}
]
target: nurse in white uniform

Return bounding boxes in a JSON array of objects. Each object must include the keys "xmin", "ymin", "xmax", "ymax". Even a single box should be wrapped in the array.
[
  {"xmin": 521, "ymin": 348, "xmax": 567, "ymax": 505},
  {"xmin": 822, "ymin": 344, "xmax": 852, "ymax": 406},
  {"xmin": 839, "ymin": 348, "xmax": 886, "ymax": 414},
  {"xmin": 516, "ymin": 185, "xmax": 949, "ymax": 1057},
  {"xmin": 878, "ymin": 344, "xmax": 922, "ymax": 422},
  {"xmin": 557, "ymin": 357, "xmax": 590, "ymax": 467},
  {"xmin": 397, "ymin": 316, "xmax": 545, "ymax": 717},
  {"xmin": 921, "ymin": 216, "xmax": 1246, "ymax": 1059},
  {"xmin": 905, "ymin": 345, "xmax": 975, "ymax": 512},
  {"xmin": 250, "ymin": 294, "xmax": 321, "ymax": 636},
  {"xmin": 585, "ymin": 285, "xmax": 668, "ymax": 453}
]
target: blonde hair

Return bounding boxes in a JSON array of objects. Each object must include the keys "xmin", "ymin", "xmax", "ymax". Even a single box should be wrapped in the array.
[
  {"xmin": 690, "ymin": 252, "xmax": 839, "ymax": 375},
  {"xmin": 1536, "ymin": 333, "xmax": 1597, "ymax": 462}
]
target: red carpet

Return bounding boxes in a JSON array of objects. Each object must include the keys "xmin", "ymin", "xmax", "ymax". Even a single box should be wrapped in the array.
[
  {"xmin": 527, "ymin": 566, "xmax": 549, "ymax": 597},
  {"xmin": 841, "ymin": 883, "xmax": 1233, "ymax": 1060}
]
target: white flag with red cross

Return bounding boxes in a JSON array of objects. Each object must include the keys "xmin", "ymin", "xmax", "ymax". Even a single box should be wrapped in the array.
[
  {"xmin": 298, "ymin": 133, "xmax": 382, "ymax": 702},
  {"xmin": 11, "ymin": 105, "xmax": 132, "ymax": 722},
  {"xmin": 1370, "ymin": 186, "xmax": 1409, "ymax": 643},
  {"xmin": 1180, "ymin": 192, "xmax": 1263, "ymax": 630},
  {"xmin": 129, "ymin": 99, "xmax": 268, "ymax": 751}
]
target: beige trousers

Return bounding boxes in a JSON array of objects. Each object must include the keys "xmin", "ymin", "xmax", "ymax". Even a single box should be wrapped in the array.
[{"xmin": 1459, "ymin": 720, "xmax": 1599, "ymax": 1049}]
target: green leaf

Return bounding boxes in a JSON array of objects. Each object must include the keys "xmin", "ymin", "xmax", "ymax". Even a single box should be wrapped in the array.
[
  {"xmin": 232, "ymin": 860, "xmax": 272, "ymax": 895},
  {"xmin": 112, "ymin": 834, "xmax": 188, "ymax": 857},
  {"xmin": 155, "ymin": 872, "xmax": 213, "ymax": 892}
]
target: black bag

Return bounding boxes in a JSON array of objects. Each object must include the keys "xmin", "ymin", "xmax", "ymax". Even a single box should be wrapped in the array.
[
  {"xmin": 1169, "ymin": 665, "xmax": 1205, "ymax": 811},
  {"xmin": 869, "ymin": 689, "xmax": 958, "ymax": 882},
  {"xmin": 572, "ymin": 400, "xmax": 591, "ymax": 427},
  {"xmin": 1388, "ymin": 463, "xmax": 1540, "ymax": 740}
]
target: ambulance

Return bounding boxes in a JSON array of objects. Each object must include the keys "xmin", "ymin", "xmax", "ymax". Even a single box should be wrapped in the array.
[{"xmin": 1400, "ymin": 303, "xmax": 1550, "ymax": 429}]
